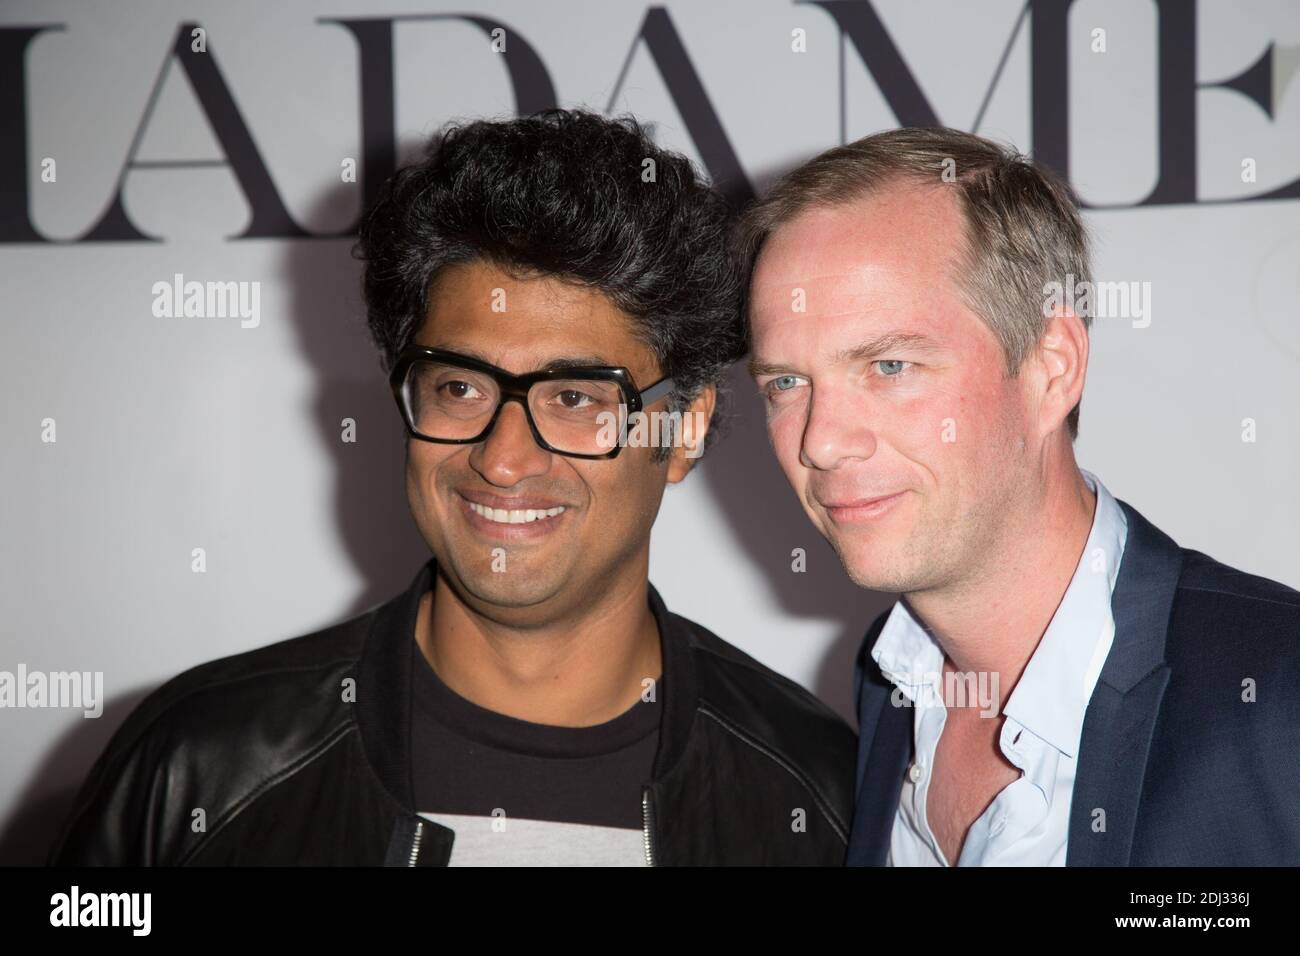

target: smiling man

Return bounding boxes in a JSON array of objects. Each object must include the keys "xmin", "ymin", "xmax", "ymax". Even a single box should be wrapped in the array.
[
  {"xmin": 48, "ymin": 109, "xmax": 856, "ymax": 867},
  {"xmin": 737, "ymin": 126, "xmax": 1300, "ymax": 866}
]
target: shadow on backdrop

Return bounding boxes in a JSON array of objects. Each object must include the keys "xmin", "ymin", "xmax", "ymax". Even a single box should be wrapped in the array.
[{"xmin": 0, "ymin": 687, "xmax": 154, "ymax": 866}]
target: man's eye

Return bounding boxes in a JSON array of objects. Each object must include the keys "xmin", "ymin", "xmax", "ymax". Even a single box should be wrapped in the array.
[
  {"xmin": 765, "ymin": 375, "xmax": 805, "ymax": 398},
  {"xmin": 555, "ymin": 389, "xmax": 593, "ymax": 409},
  {"xmin": 875, "ymin": 360, "xmax": 911, "ymax": 377},
  {"xmin": 440, "ymin": 380, "xmax": 484, "ymax": 400}
]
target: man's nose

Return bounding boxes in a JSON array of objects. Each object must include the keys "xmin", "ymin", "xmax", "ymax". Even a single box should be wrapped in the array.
[
  {"xmin": 799, "ymin": 387, "xmax": 878, "ymax": 471},
  {"xmin": 468, "ymin": 399, "xmax": 553, "ymax": 486}
]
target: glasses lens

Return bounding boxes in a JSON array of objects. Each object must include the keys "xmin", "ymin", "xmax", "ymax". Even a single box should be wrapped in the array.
[
  {"xmin": 402, "ymin": 360, "xmax": 500, "ymax": 439},
  {"xmin": 529, "ymin": 379, "xmax": 627, "ymax": 455}
]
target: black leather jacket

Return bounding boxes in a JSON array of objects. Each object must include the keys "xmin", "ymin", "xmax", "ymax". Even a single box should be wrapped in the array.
[{"xmin": 48, "ymin": 560, "xmax": 857, "ymax": 866}]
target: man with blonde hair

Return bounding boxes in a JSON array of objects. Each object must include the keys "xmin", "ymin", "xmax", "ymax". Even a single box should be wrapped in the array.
[{"xmin": 737, "ymin": 126, "xmax": 1299, "ymax": 866}]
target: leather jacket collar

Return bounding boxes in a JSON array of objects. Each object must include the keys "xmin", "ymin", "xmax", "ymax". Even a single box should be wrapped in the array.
[{"xmin": 354, "ymin": 558, "xmax": 700, "ymax": 813}]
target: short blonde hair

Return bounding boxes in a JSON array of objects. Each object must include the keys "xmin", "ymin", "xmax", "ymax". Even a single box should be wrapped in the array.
[{"xmin": 736, "ymin": 126, "xmax": 1092, "ymax": 439}]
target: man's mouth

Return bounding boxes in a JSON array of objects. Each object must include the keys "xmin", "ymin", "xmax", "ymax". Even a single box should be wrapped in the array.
[
  {"xmin": 818, "ymin": 491, "xmax": 908, "ymax": 523},
  {"xmin": 466, "ymin": 500, "xmax": 567, "ymax": 525},
  {"xmin": 456, "ymin": 491, "xmax": 571, "ymax": 537}
]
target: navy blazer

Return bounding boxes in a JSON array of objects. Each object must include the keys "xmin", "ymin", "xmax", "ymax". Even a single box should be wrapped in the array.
[{"xmin": 847, "ymin": 499, "xmax": 1300, "ymax": 866}]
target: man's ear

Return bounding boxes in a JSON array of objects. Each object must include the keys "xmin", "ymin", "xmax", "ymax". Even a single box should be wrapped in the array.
[
  {"xmin": 1032, "ymin": 307, "xmax": 1089, "ymax": 439},
  {"xmin": 666, "ymin": 385, "xmax": 717, "ymax": 483}
]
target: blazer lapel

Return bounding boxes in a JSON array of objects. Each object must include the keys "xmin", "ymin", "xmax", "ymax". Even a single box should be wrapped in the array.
[
  {"xmin": 847, "ymin": 620, "xmax": 913, "ymax": 866},
  {"xmin": 1067, "ymin": 501, "xmax": 1181, "ymax": 866}
]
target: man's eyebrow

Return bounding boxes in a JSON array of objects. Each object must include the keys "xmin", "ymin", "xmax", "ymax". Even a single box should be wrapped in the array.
[
  {"xmin": 425, "ymin": 343, "xmax": 614, "ymax": 370},
  {"xmin": 835, "ymin": 331, "xmax": 942, "ymax": 363},
  {"xmin": 540, "ymin": 354, "xmax": 617, "ymax": 370},
  {"xmin": 747, "ymin": 357, "xmax": 789, "ymax": 378},
  {"xmin": 748, "ymin": 331, "xmax": 942, "ymax": 379}
]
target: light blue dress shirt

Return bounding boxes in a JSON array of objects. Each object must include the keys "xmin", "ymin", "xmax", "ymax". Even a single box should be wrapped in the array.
[{"xmin": 871, "ymin": 470, "xmax": 1128, "ymax": 866}]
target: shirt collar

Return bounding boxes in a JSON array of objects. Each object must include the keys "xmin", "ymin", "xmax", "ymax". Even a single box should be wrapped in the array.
[
  {"xmin": 1000, "ymin": 470, "xmax": 1127, "ymax": 756},
  {"xmin": 868, "ymin": 470, "xmax": 1128, "ymax": 757},
  {"xmin": 870, "ymin": 600, "xmax": 943, "ymax": 703}
]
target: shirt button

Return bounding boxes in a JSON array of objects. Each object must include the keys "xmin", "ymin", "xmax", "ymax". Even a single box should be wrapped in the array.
[{"xmin": 908, "ymin": 763, "xmax": 924, "ymax": 783}]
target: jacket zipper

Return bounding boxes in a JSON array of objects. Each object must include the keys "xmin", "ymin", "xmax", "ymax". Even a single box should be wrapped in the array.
[
  {"xmin": 407, "ymin": 819, "xmax": 425, "ymax": 866},
  {"xmin": 641, "ymin": 787, "xmax": 656, "ymax": 866}
]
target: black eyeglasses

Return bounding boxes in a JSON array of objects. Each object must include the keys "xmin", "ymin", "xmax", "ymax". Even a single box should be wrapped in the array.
[{"xmin": 389, "ymin": 345, "xmax": 676, "ymax": 459}]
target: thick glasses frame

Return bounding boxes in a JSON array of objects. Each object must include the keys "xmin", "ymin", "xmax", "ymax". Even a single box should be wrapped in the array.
[{"xmin": 389, "ymin": 345, "xmax": 677, "ymax": 460}]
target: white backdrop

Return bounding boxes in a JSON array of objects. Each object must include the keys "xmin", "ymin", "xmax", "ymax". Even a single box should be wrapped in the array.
[{"xmin": 2, "ymin": 0, "xmax": 1298, "ymax": 864}]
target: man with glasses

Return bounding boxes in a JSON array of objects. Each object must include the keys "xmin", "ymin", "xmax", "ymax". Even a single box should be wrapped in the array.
[{"xmin": 49, "ymin": 109, "xmax": 857, "ymax": 867}]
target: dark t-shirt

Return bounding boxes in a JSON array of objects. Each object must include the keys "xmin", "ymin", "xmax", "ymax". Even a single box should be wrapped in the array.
[{"xmin": 410, "ymin": 645, "xmax": 661, "ymax": 865}]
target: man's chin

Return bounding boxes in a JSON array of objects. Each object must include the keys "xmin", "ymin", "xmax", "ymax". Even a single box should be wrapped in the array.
[
  {"xmin": 444, "ymin": 558, "xmax": 566, "ymax": 610},
  {"xmin": 830, "ymin": 539, "xmax": 918, "ymax": 594}
]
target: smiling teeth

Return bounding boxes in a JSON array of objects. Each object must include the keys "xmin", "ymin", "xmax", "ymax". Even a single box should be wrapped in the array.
[{"xmin": 468, "ymin": 501, "xmax": 567, "ymax": 524}]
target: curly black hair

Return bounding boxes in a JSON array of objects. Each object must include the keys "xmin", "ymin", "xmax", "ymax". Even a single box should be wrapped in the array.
[{"xmin": 351, "ymin": 108, "xmax": 747, "ymax": 461}]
